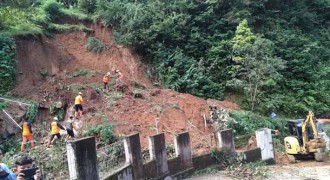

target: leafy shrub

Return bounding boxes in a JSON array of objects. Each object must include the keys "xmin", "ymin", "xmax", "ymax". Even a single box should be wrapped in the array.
[
  {"xmin": 0, "ymin": 34, "xmax": 16, "ymax": 94},
  {"xmin": 86, "ymin": 37, "xmax": 104, "ymax": 53},
  {"xmin": 26, "ymin": 102, "xmax": 38, "ymax": 123},
  {"xmin": 0, "ymin": 102, "xmax": 5, "ymax": 110},
  {"xmin": 226, "ymin": 110, "xmax": 289, "ymax": 148},
  {"xmin": 77, "ymin": 0, "xmax": 96, "ymax": 13},
  {"xmin": 86, "ymin": 123, "xmax": 118, "ymax": 144},
  {"xmin": 41, "ymin": 0, "xmax": 65, "ymax": 21},
  {"xmin": 1, "ymin": 137, "xmax": 21, "ymax": 167},
  {"xmin": 69, "ymin": 69, "xmax": 89, "ymax": 77}
]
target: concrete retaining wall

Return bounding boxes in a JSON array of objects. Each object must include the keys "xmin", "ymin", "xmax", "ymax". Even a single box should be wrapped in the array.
[
  {"xmin": 103, "ymin": 164, "xmax": 133, "ymax": 180},
  {"xmin": 102, "ymin": 130, "xmax": 264, "ymax": 180}
]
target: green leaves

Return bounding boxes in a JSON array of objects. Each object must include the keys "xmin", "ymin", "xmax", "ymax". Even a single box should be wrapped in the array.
[{"xmin": 0, "ymin": 34, "xmax": 16, "ymax": 94}]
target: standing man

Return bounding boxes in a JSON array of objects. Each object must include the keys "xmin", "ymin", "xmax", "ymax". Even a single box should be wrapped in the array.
[
  {"xmin": 47, "ymin": 117, "xmax": 65, "ymax": 147},
  {"xmin": 103, "ymin": 72, "xmax": 111, "ymax": 92},
  {"xmin": 66, "ymin": 115, "xmax": 77, "ymax": 140},
  {"xmin": 114, "ymin": 69, "xmax": 124, "ymax": 91},
  {"xmin": 21, "ymin": 118, "xmax": 35, "ymax": 152},
  {"xmin": 74, "ymin": 92, "xmax": 84, "ymax": 119}
]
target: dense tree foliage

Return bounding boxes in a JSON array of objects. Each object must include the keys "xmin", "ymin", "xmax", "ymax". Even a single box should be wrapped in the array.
[{"xmin": 1, "ymin": 0, "xmax": 330, "ymax": 117}]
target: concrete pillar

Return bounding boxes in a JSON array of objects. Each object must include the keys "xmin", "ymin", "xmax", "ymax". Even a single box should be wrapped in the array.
[
  {"xmin": 256, "ymin": 128, "xmax": 275, "ymax": 163},
  {"xmin": 149, "ymin": 133, "xmax": 169, "ymax": 178},
  {"xmin": 66, "ymin": 136, "xmax": 99, "ymax": 180},
  {"xmin": 174, "ymin": 132, "xmax": 192, "ymax": 168},
  {"xmin": 217, "ymin": 129, "xmax": 236, "ymax": 156},
  {"xmin": 124, "ymin": 133, "xmax": 144, "ymax": 180}
]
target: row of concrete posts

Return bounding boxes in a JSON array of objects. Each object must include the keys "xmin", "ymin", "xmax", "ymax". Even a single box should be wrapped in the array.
[{"xmin": 66, "ymin": 128, "xmax": 275, "ymax": 180}]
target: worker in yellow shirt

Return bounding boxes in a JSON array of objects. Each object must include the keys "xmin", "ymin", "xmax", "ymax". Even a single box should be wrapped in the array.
[
  {"xmin": 74, "ymin": 92, "xmax": 84, "ymax": 119},
  {"xmin": 47, "ymin": 117, "xmax": 65, "ymax": 147},
  {"xmin": 20, "ymin": 118, "xmax": 35, "ymax": 152}
]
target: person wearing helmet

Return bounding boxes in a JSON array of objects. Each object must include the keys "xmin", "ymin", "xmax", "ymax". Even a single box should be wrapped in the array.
[
  {"xmin": 74, "ymin": 92, "xmax": 84, "ymax": 119},
  {"xmin": 66, "ymin": 116, "xmax": 77, "ymax": 139},
  {"xmin": 102, "ymin": 72, "xmax": 111, "ymax": 92},
  {"xmin": 47, "ymin": 117, "xmax": 65, "ymax": 147},
  {"xmin": 20, "ymin": 118, "xmax": 35, "ymax": 152},
  {"xmin": 114, "ymin": 69, "xmax": 124, "ymax": 91}
]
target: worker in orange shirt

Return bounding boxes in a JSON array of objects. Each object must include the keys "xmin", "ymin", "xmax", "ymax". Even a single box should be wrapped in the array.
[
  {"xmin": 47, "ymin": 117, "xmax": 65, "ymax": 147},
  {"xmin": 103, "ymin": 72, "xmax": 111, "ymax": 92},
  {"xmin": 74, "ymin": 92, "xmax": 84, "ymax": 119},
  {"xmin": 20, "ymin": 118, "xmax": 35, "ymax": 152},
  {"xmin": 114, "ymin": 69, "xmax": 124, "ymax": 91}
]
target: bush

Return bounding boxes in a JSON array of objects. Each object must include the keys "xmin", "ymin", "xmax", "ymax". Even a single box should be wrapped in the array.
[
  {"xmin": 26, "ymin": 102, "xmax": 38, "ymax": 123},
  {"xmin": 86, "ymin": 123, "xmax": 118, "ymax": 144},
  {"xmin": 0, "ymin": 34, "xmax": 16, "ymax": 94},
  {"xmin": 86, "ymin": 37, "xmax": 104, "ymax": 53},
  {"xmin": 41, "ymin": 0, "xmax": 65, "ymax": 21},
  {"xmin": 77, "ymin": 0, "xmax": 96, "ymax": 13}
]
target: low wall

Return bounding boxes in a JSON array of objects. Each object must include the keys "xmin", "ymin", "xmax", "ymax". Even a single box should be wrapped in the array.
[
  {"xmin": 103, "ymin": 164, "xmax": 133, "ymax": 180},
  {"xmin": 144, "ymin": 160, "xmax": 157, "ymax": 178},
  {"xmin": 240, "ymin": 148, "xmax": 262, "ymax": 163},
  {"xmin": 192, "ymin": 153, "xmax": 218, "ymax": 170},
  {"xmin": 102, "ymin": 132, "xmax": 263, "ymax": 180}
]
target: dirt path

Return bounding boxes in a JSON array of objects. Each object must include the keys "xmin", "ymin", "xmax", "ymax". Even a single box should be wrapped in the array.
[
  {"xmin": 266, "ymin": 164, "xmax": 330, "ymax": 180},
  {"xmin": 186, "ymin": 160, "xmax": 330, "ymax": 180}
]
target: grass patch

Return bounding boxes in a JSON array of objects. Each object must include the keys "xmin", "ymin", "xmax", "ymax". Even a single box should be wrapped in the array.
[
  {"xmin": 61, "ymin": 8, "xmax": 92, "ymax": 20},
  {"xmin": 48, "ymin": 23, "xmax": 92, "ymax": 32},
  {"xmin": 68, "ymin": 69, "xmax": 99, "ymax": 78},
  {"xmin": 86, "ymin": 37, "xmax": 104, "ymax": 53},
  {"xmin": 105, "ymin": 91, "xmax": 124, "ymax": 110}
]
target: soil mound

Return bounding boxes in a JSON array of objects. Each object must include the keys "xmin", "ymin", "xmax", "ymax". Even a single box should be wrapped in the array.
[{"xmin": 9, "ymin": 23, "xmax": 239, "ymax": 154}]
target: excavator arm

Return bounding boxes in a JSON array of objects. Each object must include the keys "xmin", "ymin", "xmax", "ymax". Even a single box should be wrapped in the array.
[{"xmin": 301, "ymin": 111, "xmax": 323, "ymax": 153}]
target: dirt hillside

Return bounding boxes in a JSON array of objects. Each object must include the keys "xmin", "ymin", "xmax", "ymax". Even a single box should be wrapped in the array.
[{"xmin": 10, "ymin": 23, "xmax": 239, "ymax": 154}]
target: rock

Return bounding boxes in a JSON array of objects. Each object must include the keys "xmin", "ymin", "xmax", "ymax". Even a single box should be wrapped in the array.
[{"xmin": 150, "ymin": 89, "xmax": 161, "ymax": 96}]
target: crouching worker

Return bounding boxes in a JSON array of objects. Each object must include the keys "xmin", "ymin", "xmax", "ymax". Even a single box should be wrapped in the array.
[
  {"xmin": 47, "ymin": 117, "xmax": 65, "ymax": 147},
  {"xmin": 66, "ymin": 116, "xmax": 77, "ymax": 140},
  {"xmin": 13, "ymin": 155, "xmax": 43, "ymax": 180}
]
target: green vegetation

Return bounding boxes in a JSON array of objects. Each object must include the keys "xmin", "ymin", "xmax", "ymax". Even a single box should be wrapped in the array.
[
  {"xmin": 85, "ymin": 123, "xmax": 118, "ymax": 144},
  {"xmin": 0, "ymin": 34, "xmax": 16, "ymax": 94},
  {"xmin": 68, "ymin": 69, "xmax": 99, "ymax": 78},
  {"xmin": 226, "ymin": 111, "xmax": 288, "ymax": 147},
  {"xmin": 49, "ymin": 102, "xmax": 64, "ymax": 121},
  {"xmin": 26, "ymin": 101, "xmax": 38, "ymax": 123},
  {"xmin": 86, "ymin": 37, "xmax": 105, "ymax": 53},
  {"xmin": 211, "ymin": 149, "xmax": 269, "ymax": 179},
  {"xmin": 94, "ymin": 0, "xmax": 330, "ymax": 117},
  {"xmin": 1, "ymin": 0, "xmax": 330, "ymax": 117}
]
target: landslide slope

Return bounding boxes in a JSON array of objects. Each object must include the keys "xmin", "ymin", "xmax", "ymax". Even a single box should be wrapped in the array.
[{"xmin": 11, "ymin": 23, "xmax": 239, "ymax": 154}]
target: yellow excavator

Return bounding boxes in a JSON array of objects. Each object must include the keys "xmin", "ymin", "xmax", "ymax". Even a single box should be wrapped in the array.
[{"xmin": 284, "ymin": 111, "xmax": 326, "ymax": 163}]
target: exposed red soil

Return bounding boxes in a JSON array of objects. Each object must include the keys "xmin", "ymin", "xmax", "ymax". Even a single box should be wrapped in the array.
[{"xmin": 10, "ymin": 23, "xmax": 239, "ymax": 154}]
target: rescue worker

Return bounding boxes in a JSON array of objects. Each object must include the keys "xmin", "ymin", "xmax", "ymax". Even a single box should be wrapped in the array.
[
  {"xmin": 74, "ymin": 92, "xmax": 84, "ymax": 119},
  {"xmin": 114, "ymin": 69, "xmax": 124, "ymax": 91},
  {"xmin": 47, "ymin": 117, "xmax": 65, "ymax": 147},
  {"xmin": 21, "ymin": 118, "xmax": 35, "ymax": 152},
  {"xmin": 103, "ymin": 72, "xmax": 111, "ymax": 92},
  {"xmin": 66, "ymin": 116, "xmax": 77, "ymax": 139}
]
